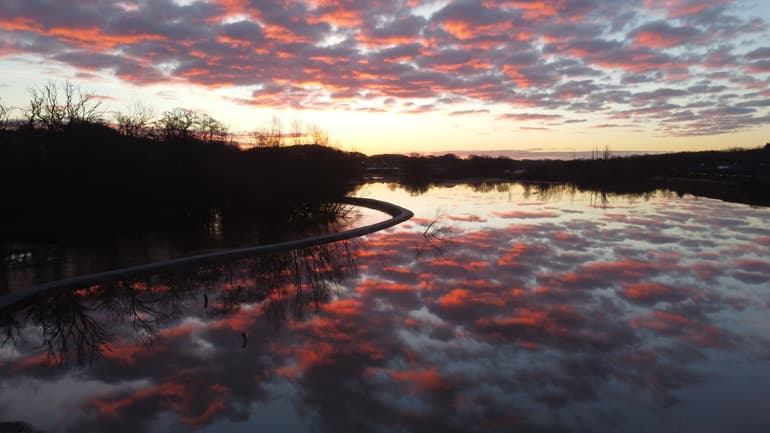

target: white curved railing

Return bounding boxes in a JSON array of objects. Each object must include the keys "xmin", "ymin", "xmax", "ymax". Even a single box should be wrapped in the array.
[{"xmin": 0, "ymin": 197, "xmax": 413, "ymax": 310}]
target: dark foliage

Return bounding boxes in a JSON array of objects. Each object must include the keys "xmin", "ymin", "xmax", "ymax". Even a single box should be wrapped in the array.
[
  {"xmin": 0, "ymin": 122, "xmax": 363, "ymax": 240},
  {"xmin": 368, "ymin": 146, "xmax": 770, "ymax": 206}
]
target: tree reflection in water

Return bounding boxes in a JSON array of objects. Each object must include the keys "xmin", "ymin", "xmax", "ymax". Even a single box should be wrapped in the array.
[
  {"xmin": 0, "ymin": 239, "xmax": 359, "ymax": 367},
  {"xmin": 3, "ymin": 183, "xmax": 769, "ymax": 433}
]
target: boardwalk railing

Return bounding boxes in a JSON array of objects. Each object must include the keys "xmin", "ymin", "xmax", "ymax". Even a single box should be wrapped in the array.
[{"xmin": 0, "ymin": 197, "xmax": 413, "ymax": 310}]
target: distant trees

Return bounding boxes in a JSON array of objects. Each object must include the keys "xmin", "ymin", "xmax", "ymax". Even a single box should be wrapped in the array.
[
  {"xmin": 307, "ymin": 122, "xmax": 330, "ymax": 147},
  {"xmin": 590, "ymin": 145, "xmax": 614, "ymax": 161},
  {"xmin": 115, "ymin": 101, "xmax": 155, "ymax": 137},
  {"xmin": 150, "ymin": 107, "xmax": 230, "ymax": 143},
  {"xmin": 196, "ymin": 113, "xmax": 228, "ymax": 143},
  {"xmin": 290, "ymin": 118, "xmax": 304, "ymax": 146},
  {"xmin": 0, "ymin": 97, "xmax": 9, "ymax": 131},
  {"xmin": 114, "ymin": 103, "xmax": 231, "ymax": 143},
  {"xmin": 251, "ymin": 116, "xmax": 330, "ymax": 147},
  {"xmin": 156, "ymin": 107, "xmax": 197, "ymax": 140},
  {"xmin": 251, "ymin": 115, "xmax": 284, "ymax": 147},
  {"xmin": 9, "ymin": 80, "xmax": 333, "ymax": 149},
  {"xmin": 24, "ymin": 81, "xmax": 103, "ymax": 130}
]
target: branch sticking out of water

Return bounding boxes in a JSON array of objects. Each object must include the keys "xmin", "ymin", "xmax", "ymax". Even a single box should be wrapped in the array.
[{"xmin": 416, "ymin": 211, "xmax": 454, "ymax": 259}]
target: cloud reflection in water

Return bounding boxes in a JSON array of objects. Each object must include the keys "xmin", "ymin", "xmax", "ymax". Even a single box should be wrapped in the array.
[{"xmin": 1, "ymin": 183, "xmax": 770, "ymax": 433}]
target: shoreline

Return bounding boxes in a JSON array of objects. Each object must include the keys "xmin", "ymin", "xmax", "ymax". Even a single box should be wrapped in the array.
[{"xmin": 0, "ymin": 197, "xmax": 413, "ymax": 311}]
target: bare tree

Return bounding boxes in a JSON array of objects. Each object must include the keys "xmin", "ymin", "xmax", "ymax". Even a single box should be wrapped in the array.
[
  {"xmin": 115, "ymin": 101, "xmax": 156, "ymax": 137},
  {"xmin": 267, "ymin": 115, "xmax": 283, "ymax": 147},
  {"xmin": 196, "ymin": 113, "xmax": 229, "ymax": 143},
  {"xmin": 24, "ymin": 81, "xmax": 103, "ymax": 130},
  {"xmin": 290, "ymin": 118, "xmax": 304, "ymax": 145},
  {"xmin": 61, "ymin": 81, "xmax": 103, "ymax": 125},
  {"xmin": 251, "ymin": 128, "xmax": 269, "ymax": 147},
  {"xmin": 38, "ymin": 81, "xmax": 66, "ymax": 128},
  {"xmin": 0, "ymin": 97, "xmax": 10, "ymax": 131},
  {"xmin": 591, "ymin": 145, "xmax": 613, "ymax": 161},
  {"xmin": 156, "ymin": 107, "xmax": 197, "ymax": 140},
  {"xmin": 602, "ymin": 145, "xmax": 613, "ymax": 160},
  {"xmin": 24, "ymin": 87, "xmax": 44, "ymax": 128},
  {"xmin": 306, "ymin": 122, "xmax": 329, "ymax": 146},
  {"xmin": 251, "ymin": 115, "xmax": 285, "ymax": 147}
]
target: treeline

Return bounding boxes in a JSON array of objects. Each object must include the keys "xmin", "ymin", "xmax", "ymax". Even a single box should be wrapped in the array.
[
  {"xmin": 2, "ymin": 80, "xmax": 768, "ymax": 240},
  {"xmin": 0, "ymin": 81, "xmax": 333, "ymax": 148},
  {"xmin": 368, "ymin": 145, "xmax": 770, "ymax": 204},
  {"xmin": 0, "ymin": 82, "xmax": 363, "ymax": 239}
]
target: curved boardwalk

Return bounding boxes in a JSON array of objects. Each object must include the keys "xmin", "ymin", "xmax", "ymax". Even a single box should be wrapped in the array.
[{"xmin": 0, "ymin": 197, "xmax": 413, "ymax": 310}]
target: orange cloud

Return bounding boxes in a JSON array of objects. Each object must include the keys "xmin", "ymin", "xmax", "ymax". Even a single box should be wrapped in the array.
[
  {"xmin": 632, "ymin": 310, "xmax": 728, "ymax": 348},
  {"xmin": 621, "ymin": 282, "xmax": 687, "ymax": 304},
  {"xmin": 492, "ymin": 210, "xmax": 559, "ymax": 218},
  {"xmin": 318, "ymin": 8, "xmax": 363, "ymax": 27},
  {"xmin": 436, "ymin": 288, "xmax": 506, "ymax": 307},
  {"xmin": 443, "ymin": 20, "xmax": 513, "ymax": 41},
  {"xmin": 644, "ymin": 0, "xmax": 731, "ymax": 18},
  {"xmin": 355, "ymin": 279, "xmax": 415, "ymax": 293},
  {"xmin": 387, "ymin": 367, "xmax": 447, "ymax": 392},
  {"xmin": 10, "ymin": 23, "xmax": 167, "ymax": 50},
  {"xmin": 91, "ymin": 381, "xmax": 229, "ymax": 427}
]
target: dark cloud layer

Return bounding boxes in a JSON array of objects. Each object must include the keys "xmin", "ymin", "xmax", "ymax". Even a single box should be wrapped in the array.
[{"xmin": 0, "ymin": 0, "xmax": 769, "ymax": 135}]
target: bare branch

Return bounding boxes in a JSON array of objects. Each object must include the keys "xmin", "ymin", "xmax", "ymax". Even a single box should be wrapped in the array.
[
  {"xmin": 252, "ymin": 115, "xmax": 284, "ymax": 147},
  {"xmin": 0, "ymin": 97, "xmax": 10, "ymax": 131},
  {"xmin": 196, "ymin": 113, "xmax": 229, "ymax": 143},
  {"xmin": 156, "ymin": 107, "xmax": 197, "ymax": 140},
  {"xmin": 307, "ymin": 122, "xmax": 329, "ymax": 146},
  {"xmin": 290, "ymin": 118, "xmax": 304, "ymax": 145},
  {"xmin": 115, "ymin": 100, "xmax": 156, "ymax": 137},
  {"xmin": 24, "ymin": 81, "xmax": 104, "ymax": 129}
]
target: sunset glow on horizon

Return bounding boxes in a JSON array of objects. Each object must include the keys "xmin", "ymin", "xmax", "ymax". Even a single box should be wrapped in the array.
[{"xmin": 1, "ymin": 0, "xmax": 770, "ymax": 155}]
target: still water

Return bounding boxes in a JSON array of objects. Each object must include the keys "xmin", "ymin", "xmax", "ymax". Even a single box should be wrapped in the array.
[
  {"xmin": 1, "ymin": 182, "xmax": 770, "ymax": 433},
  {"xmin": 0, "ymin": 204, "xmax": 388, "ymax": 294}
]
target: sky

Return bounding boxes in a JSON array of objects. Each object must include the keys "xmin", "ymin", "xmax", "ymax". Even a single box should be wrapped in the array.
[{"xmin": 1, "ymin": 0, "xmax": 770, "ymax": 155}]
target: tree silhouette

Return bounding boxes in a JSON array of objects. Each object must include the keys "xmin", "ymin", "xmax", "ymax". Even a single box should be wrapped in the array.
[
  {"xmin": 157, "ymin": 107, "xmax": 197, "ymax": 140},
  {"xmin": 0, "ymin": 97, "xmax": 10, "ymax": 131},
  {"xmin": 307, "ymin": 122, "xmax": 329, "ymax": 146},
  {"xmin": 115, "ymin": 101, "xmax": 155, "ymax": 137},
  {"xmin": 251, "ymin": 115, "xmax": 284, "ymax": 147},
  {"xmin": 195, "ymin": 113, "xmax": 229, "ymax": 143},
  {"xmin": 290, "ymin": 118, "xmax": 304, "ymax": 145},
  {"xmin": 24, "ymin": 81, "xmax": 103, "ymax": 130}
]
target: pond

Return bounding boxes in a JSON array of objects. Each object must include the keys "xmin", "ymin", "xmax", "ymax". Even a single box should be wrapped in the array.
[{"xmin": 1, "ymin": 182, "xmax": 770, "ymax": 433}]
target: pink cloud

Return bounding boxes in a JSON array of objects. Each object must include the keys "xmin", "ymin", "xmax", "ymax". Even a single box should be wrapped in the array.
[
  {"xmin": 492, "ymin": 210, "xmax": 559, "ymax": 218},
  {"xmin": 0, "ymin": 0, "xmax": 767, "ymax": 137},
  {"xmin": 446, "ymin": 214, "xmax": 487, "ymax": 222}
]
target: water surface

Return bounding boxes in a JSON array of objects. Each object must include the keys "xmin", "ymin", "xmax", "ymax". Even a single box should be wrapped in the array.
[
  {"xmin": 2, "ymin": 182, "xmax": 770, "ymax": 433},
  {"xmin": 1, "ymin": 204, "xmax": 388, "ymax": 294}
]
